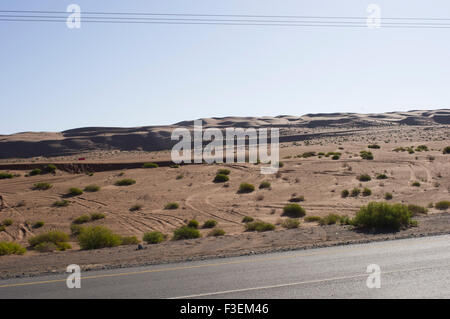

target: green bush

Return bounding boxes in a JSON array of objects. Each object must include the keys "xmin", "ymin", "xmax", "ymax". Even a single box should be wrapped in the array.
[
  {"xmin": 202, "ymin": 220, "xmax": 217, "ymax": 228},
  {"xmin": 72, "ymin": 215, "xmax": 91, "ymax": 225},
  {"xmin": 0, "ymin": 241, "xmax": 26, "ymax": 256},
  {"xmin": 357, "ymin": 174, "xmax": 372, "ymax": 182},
  {"xmin": 213, "ymin": 174, "xmax": 229, "ymax": 183},
  {"xmin": 384, "ymin": 193, "xmax": 393, "ymax": 200},
  {"xmin": 84, "ymin": 185, "xmax": 100, "ymax": 192},
  {"xmin": 289, "ymin": 196, "xmax": 305, "ymax": 202},
  {"xmin": 2, "ymin": 219, "xmax": 13, "ymax": 226},
  {"xmin": 90, "ymin": 212, "xmax": 105, "ymax": 221},
  {"xmin": 68, "ymin": 187, "xmax": 83, "ymax": 196},
  {"xmin": 173, "ymin": 226, "xmax": 201, "ymax": 240},
  {"xmin": 352, "ymin": 202, "xmax": 413, "ymax": 231},
  {"xmin": 282, "ymin": 204, "xmax": 306, "ymax": 218},
  {"xmin": 70, "ymin": 224, "xmax": 84, "ymax": 236},
  {"xmin": 53, "ymin": 200, "xmax": 69, "ymax": 207},
  {"xmin": 443, "ymin": 146, "xmax": 450, "ymax": 154},
  {"xmin": 332, "ymin": 154, "xmax": 340, "ymax": 160},
  {"xmin": 217, "ymin": 169, "xmax": 231, "ymax": 175},
  {"xmin": 407, "ymin": 204, "xmax": 428, "ymax": 216},
  {"xmin": 45, "ymin": 164, "xmax": 57, "ymax": 173},
  {"xmin": 341, "ymin": 189, "xmax": 349, "ymax": 198},
  {"xmin": 208, "ymin": 228, "xmax": 225, "ymax": 237},
  {"xmin": 143, "ymin": 231, "xmax": 166, "ymax": 244},
  {"xmin": 164, "ymin": 202, "xmax": 179, "ymax": 210},
  {"xmin": 368, "ymin": 144, "xmax": 380, "ymax": 149},
  {"xmin": 301, "ymin": 152, "xmax": 316, "ymax": 158},
  {"xmin": 33, "ymin": 182, "xmax": 52, "ymax": 190},
  {"xmin": 143, "ymin": 162, "xmax": 159, "ymax": 168},
  {"xmin": 360, "ymin": 151, "xmax": 374, "ymax": 160},
  {"xmin": 32, "ymin": 221, "xmax": 45, "ymax": 228},
  {"xmin": 435, "ymin": 201, "xmax": 450, "ymax": 210},
  {"xmin": 0, "ymin": 172, "xmax": 13, "ymax": 179},
  {"xmin": 78, "ymin": 226, "xmax": 122, "ymax": 250},
  {"xmin": 281, "ymin": 218, "xmax": 300, "ymax": 229},
  {"xmin": 238, "ymin": 183, "xmax": 255, "ymax": 193},
  {"xmin": 115, "ymin": 179, "xmax": 136, "ymax": 186},
  {"xmin": 376, "ymin": 174, "xmax": 388, "ymax": 179},
  {"xmin": 130, "ymin": 204, "xmax": 143, "ymax": 212},
  {"xmin": 351, "ymin": 188, "xmax": 361, "ymax": 197},
  {"xmin": 319, "ymin": 214, "xmax": 341, "ymax": 225},
  {"xmin": 245, "ymin": 221, "xmax": 275, "ymax": 232},
  {"xmin": 362, "ymin": 188, "xmax": 372, "ymax": 196},
  {"xmin": 415, "ymin": 145, "xmax": 428, "ymax": 152},
  {"xmin": 29, "ymin": 168, "xmax": 42, "ymax": 176},
  {"xmin": 0, "ymin": 225, "xmax": 5, "ymax": 232},
  {"xmin": 412, "ymin": 181, "xmax": 421, "ymax": 187},
  {"xmin": 242, "ymin": 216, "xmax": 254, "ymax": 223},
  {"xmin": 121, "ymin": 236, "xmax": 140, "ymax": 245},
  {"xmin": 28, "ymin": 230, "xmax": 70, "ymax": 248},
  {"xmin": 304, "ymin": 216, "xmax": 322, "ymax": 223},
  {"xmin": 187, "ymin": 219, "xmax": 199, "ymax": 229},
  {"xmin": 259, "ymin": 181, "xmax": 271, "ymax": 189}
]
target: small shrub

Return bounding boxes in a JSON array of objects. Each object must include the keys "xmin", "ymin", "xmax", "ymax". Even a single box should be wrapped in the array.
[
  {"xmin": 70, "ymin": 224, "xmax": 84, "ymax": 236},
  {"xmin": 28, "ymin": 230, "xmax": 70, "ymax": 248},
  {"xmin": 443, "ymin": 146, "xmax": 450, "ymax": 154},
  {"xmin": 121, "ymin": 236, "xmax": 140, "ymax": 245},
  {"xmin": 53, "ymin": 200, "xmax": 69, "ymax": 207},
  {"xmin": 415, "ymin": 145, "xmax": 428, "ymax": 152},
  {"xmin": 164, "ymin": 202, "xmax": 179, "ymax": 210},
  {"xmin": 84, "ymin": 185, "xmax": 100, "ymax": 192},
  {"xmin": 34, "ymin": 242, "xmax": 57, "ymax": 253},
  {"xmin": 143, "ymin": 231, "xmax": 166, "ymax": 244},
  {"xmin": 0, "ymin": 241, "xmax": 26, "ymax": 256},
  {"xmin": 352, "ymin": 202, "xmax": 413, "ymax": 231},
  {"xmin": 281, "ymin": 218, "xmax": 300, "ymax": 229},
  {"xmin": 33, "ymin": 182, "xmax": 52, "ymax": 190},
  {"xmin": 412, "ymin": 181, "xmax": 421, "ymax": 187},
  {"xmin": 384, "ymin": 193, "xmax": 393, "ymax": 200},
  {"xmin": 301, "ymin": 152, "xmax": 316, "ymax": 158},
  {"xmin": 187, "ymin": 219, "xmax": 199, "ymax": 229},
  {"xmin": 143, "ymin": 162, "xmax": 158, "ymax": 168},
  {"xmin": 332, "ymin": 154, "xmax": 340, "ymax": 160},
  {"xmin": 176, "ymin": 174, "xmax": 184, "ymax": 180},
  {"xmin": 208, "ymin": 228, "xmax": 225, "ymax": 237},
  {"xmin": 282, "ymin": 204, "xmax": 306, "ymax": 218},
  {"xmin": 259, "ymin": 181, "xmax": 271, "ymax": 189},
  {"xmin": 202, "ymin": 220, "xmax": 218, "ymax": 228},
  {"xmin": 351, "ymin": 188, "xmax": 361, "ymax": 197},
  {"xmin": 68, "ymin": 187, "xmax": 83, "ymax": 196},
  {"xmin": 173, "ymin": 226, "xmax": 201, "ymax": 240},
  {"xmin": 360, "ymin": 151, "xmax": 374, "ymax": 160},
  {"xmin": 0, "ymin": 172, "xmax": 13, "ymax": 179},
  {"xmin": 130, "ymin": 204, "xmax": 143, "ymax": 212},
  {"xmin": 242, "ymin": 216, "xmax": 254, "ymax": 223},
  {"xmin": 434, "ymin": 201, "xmax": 450, "ymax": 210},
  {"xmin": 29, "ymin": 168, "xmax": 42, "ymax": 176},
  {"xmin": 319, "ymin": 214, "xmax": 341, "ymax": 225},
  {"xmin": 213, "ymin": 174, "xmax": 229, "ymax": 183},
  {"xmin": 376, "ymin": 174, "xmax": 388, "ymax": 180},
  {"xmin": 72, "ymin": 215, "xmax": 91, "ymax": 224},
  {"xmin": 368, "ymin": 144, "xmax": 380, "ymax": 149},
  {"xmin": 217, "ymin": 169, "xmax": 231, "ymax": 175},
  {"xmin": 32, "ymin": 221, "xmax": 45, "ymax": 229},
  {"xmin": 362, "ymin": 188, "xmax": 372, "ymax": 196},
  {"xmin": 304, "ymin": 216, "xmax": 322, "ymax": 223},
  {"xmin": 2, "ymin": 219, "xmax": 13, "ymax": 226},
  {"xmin": 238, "ymin": 183, "xmax": 255, "ymax": 193},
  {"xmin": 0, "ymin": 225, "xmax": 5, "ymax": 232},
  {"xmin": 341, "ymin": 189, "xmax": 349, "ymax": 198},
  {"xmin": 245, "ymin": 221, "xmax": 275, "ymax": 232},
  {"xmin": 407, "ymin": 204, "xmax": 428, "ymax": 216},
  {"xmin": 78, "ymin": 226, "xmax": 122, "ymax": 250},
  {"xmin": 45, "ymin": 164, "xmax": 57, "ymax": 173},
  {"xmin": 357, "ymin": 174, "xmax": 372, "ymax": 182},
  {"xmin": 90, "ymin": 212, "xmax": 105, "ymax": 220},
  {"xmin": 289, "ymin": 196, "xmax": 305, "ymax": 202},
  {"xmin": 115, "ymin": 179, "xmax": 136, "ymax": 186}
]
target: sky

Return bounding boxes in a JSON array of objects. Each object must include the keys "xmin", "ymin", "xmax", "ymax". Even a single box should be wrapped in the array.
[{"xmin": 1, "ymin": 0, "xmax": 450, "ymax": 134}]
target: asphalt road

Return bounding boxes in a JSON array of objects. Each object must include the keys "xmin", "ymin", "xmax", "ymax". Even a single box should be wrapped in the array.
[{"xmin": 1, "ymin": 234, "xmax": 450, "ymax": 298}]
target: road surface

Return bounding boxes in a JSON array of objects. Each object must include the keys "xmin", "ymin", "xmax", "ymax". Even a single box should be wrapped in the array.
[{"xmin": 1, "ymin": 234, "xmax": 450, "ymax": 298}]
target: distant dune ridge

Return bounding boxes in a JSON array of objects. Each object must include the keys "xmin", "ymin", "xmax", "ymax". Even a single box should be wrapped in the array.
[{"xmin": 0, "ymin": 109, "xmax": 448, "ymax": 159}]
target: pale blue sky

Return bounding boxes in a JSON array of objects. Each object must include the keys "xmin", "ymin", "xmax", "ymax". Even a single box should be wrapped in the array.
[{"xmin": 1, "ymin": 0, "xmax": 450, "ymax": 134}]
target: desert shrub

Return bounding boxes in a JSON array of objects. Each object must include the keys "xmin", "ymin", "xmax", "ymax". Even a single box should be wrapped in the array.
[
  {"xmin": 278, "ymin": 161, "xmax": 284, "ymax": 168},
  {"xmin": 53, "ymin": 199, "xmax": 69, "ymax": 207},
  {"xmin": 358, "ymin": 174, "xmax": 372, "ymax": 182},
  {"xmin": 217, "ymin": 169, "xmax": 231, "ymax": 175},
  {"xmin": 304, "ymin": 216, "xmax": 322, "ymax": 223},
  {"xmin": 34, "ymin": 242, "xmax": 56, "ymax": 253},
  {"xmin": 341, "ymin": 189, "xmax": 349, "ymax": 198},
  {"xmin": 412, "ymin": 181, "xmax": 421, "ymax": 187},
  {"xmin": 28, "ymin": 230, "xmax": 70, "ymax": 248},
  {"xmin": 238, "ymin": 183, "xmax": 255, "ymax": 193},
  {"xmin": 443, "ymin": 146, "xmax": 450, "ymax": 154},
  {"xmin": 281, "ymin": 218, "xmax": 300, "ymax": 229},
  {"xmin": 208, "ymin": 228, "xmax": 225, "ymax": 237},
  {"xmin": 351, "ymin": 188, "xmax": 361, "ymax": 197},
  {"xmin": 84, "ymin": 185, "xmax": 100, "ymax": 192},
  {"xmin": 45, "ymin": 164, "xmax": 57, "ymax": 173},
  {"xmin": 368, "ymin": 144, "xmax": 380, "ymax": 149},
  {"xmin": 78, "ymin": 226, "xmax": 122, "ymax": 250},
  {"xmin": 384, "ymin": 193, "xmax": 393, "ymax": 200},
  {"xmin": 352, "ymin": 202, "xmax": 413, "ymax": 231},
  {"xmin": 202, "ymin": 220, "xmax": 217, "ymax": 228},
  {"xmin": 289, "ymin": 196, "xmax": 305, "ymax": 202},
  {"xmin": 319, "ymin": 214, "xmax": 341, "ymax": 225},
  {"xmin": 115, "ymin": 179, "xmax": 136, "ymax": 186},
  {"xmin": 170, "ymin": 164, "xmax": 180, "ymax": 168},
  {"xmin": 360, "ymin": 151, "xmax": 374, "ymax": 160},
  {"xmin": 90, "ymin": 212, "xmax": 105, "ymax": 220},
  {"xmin": 2, "ymin": 219, "xmax": 13, "ymax": 226},
  {"xmin": 282, "ymin": 204, "xmax": 306, "ymax": 218},
  {"xmin": 376, "ymin": 174, "xmax": 388, "ymax": 180},
  {"xmin": 33, "ymin": 182, "xmax": 52, "ymax": 190},
  {"xmin": 259, "ymin": 181, "xmax": 271, "ymax": 189},
  {"xmin": 301, "ymin": 152, "xmax": 316, "ymax": 158},
  {"xmin": 0, "ymin": 172, "xmax": 13, "ymax": 179},
  {"xmin": 72, "ymin": 215, "xmax": 91, "ymax": 224},
  {"xmin": 0, "ymin": 242, "xmax": 26, "ymax": 256},
  {"xmin": 68, "ymin": 187, "xmax": 83, "ymax": 196},
  {"xmin": 415, "ymin": 145, "xmax": 428, "ymax": 152},
  {"xmin": 213, "ymin": 174, "xmax": 229, "ymax": 183},
  {"xmin": 173, "ymin": 226, "xmax": 201, "ymax": 240},
  {"xmin": 143, "ymin": 231, "xmax": 166, "ymax": 244},
  {"xmin": 245, "ymin": 221, "xmax": 275, "ymax": 232},
  {"xmin": 339, "ymin": 215, "xmax": 352, "ymax": 225},
  {"xmin": 143, "ymin": 162, "xmax": 158, "ymax": 168},
  {"xmin": 407, "ymin": 204, "xmax": 428, "ymax": 216},
  {"xmin": 121, "ymin": 236, "xmax": 140, "ymax": 245},
  {"xmin": 332, "ymin": 154, "xmax": 340, "ymax": 160},
  {"xmin": 242, "ymin": 216, "xmax": 254, "ymax": 223},
  {"xmin": 0, "ymin": 226, "xmax": 5, "ymax": 232},
  {"xmin": 164, "ymin": 202, "xmax": 179, "ymax": 210},
  {"xmin": 130, "ymin": 204, "xmax": 142, "ymax": 212},
  {"xmin": 362, "ymin": 188, "xmax": 372, "ymax": 196},
  {"xmin": 70, "ymin": 224, "xmax": 84, "ymax": 236},
  {"xmin": 29, "ymin": 168, "xmax": 42, "ymax": 176},
  {"xmin": 32, "ymin": 221, "xmax": 45, "ymax": 228},
  {"xmin": 176, "ymin": 174, "xmax": 184, "ymax": 180},
  {"xmin": 187, "ymin": 219, "xmax": 199, "ymax": 229},
  {"xmin": 435, "ymin": 201, "xmax": 450, "ymax": 210}
]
